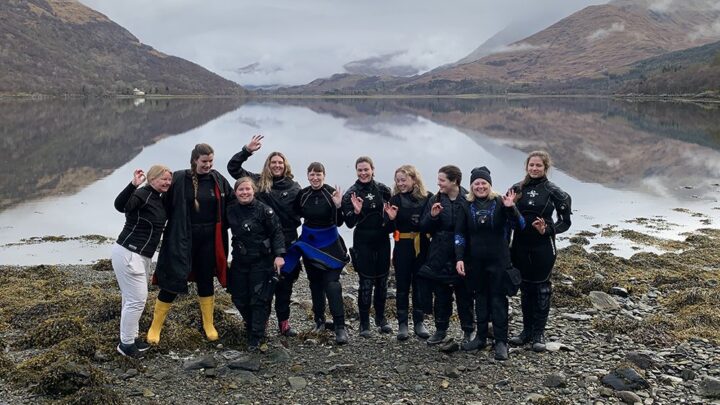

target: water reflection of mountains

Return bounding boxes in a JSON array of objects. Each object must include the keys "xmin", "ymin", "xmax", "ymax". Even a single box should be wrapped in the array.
[
  {"xmin": 0, "ymin": 98, "xmax": 243, "ymax": 210},
  {"xmin": 265, "ymin": 97, "xmax": 720, "ymax": 199}
]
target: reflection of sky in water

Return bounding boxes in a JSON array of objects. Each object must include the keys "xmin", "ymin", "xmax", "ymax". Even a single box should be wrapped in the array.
[{"xmin": 0, "ymin": 103, "xmax": 717, "ymax": 264}]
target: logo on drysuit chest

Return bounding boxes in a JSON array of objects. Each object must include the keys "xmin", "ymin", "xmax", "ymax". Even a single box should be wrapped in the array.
[
  {"xmin": 242, "ymin": 222, "xmax": 253, "ymax": 232},
  {"xmin": 365, "ymin": 193, "xmax": 377, "ymax": 209}
]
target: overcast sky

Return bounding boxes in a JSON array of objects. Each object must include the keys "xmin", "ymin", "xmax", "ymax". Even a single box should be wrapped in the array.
[{"xmin": 79, "ymin": 0, "xmax": 607, "ymax": 86}]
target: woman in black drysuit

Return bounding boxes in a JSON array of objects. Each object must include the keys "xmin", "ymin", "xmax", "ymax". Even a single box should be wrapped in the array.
[
  {"xmin": 454, "ymin": 167, "xmax": 524, "ymax": 360},
  {"xmin": 418, "ymin": 165, "xmax": 475, "ymax": 345},
  {"xmin": 509, "ymin": 151, "xmax": 572, "ymax": 352},
  {"xmin": 226, "ymin": 177, "xmax": 286, "ymax": 350},
  {"xmin": 283, "ymin": 162, "xmax": 349, "ymax": 344},
  {"xmin": 342, "ymin": 156, "xmax": 393, "ymax": 338},
  {"xmin": 227, "ymin": 134, "xmax": 302, "ymax": 337},
  {"xmin": 384, "ymin": 164, "xmax": 432, "ymax": 340}
]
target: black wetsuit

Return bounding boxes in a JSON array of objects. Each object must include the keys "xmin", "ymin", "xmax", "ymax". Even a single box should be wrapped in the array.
[
  {"xmin": 511, "ymin": 177, "xmax": 572, "ymax": 341},
  {"xmin": 455, "ymin": 195, "xmax": 522, "ymax": 343},
  {"xmin": 294, "ymin": 185, "xmax": 347, "ymax": 328},
  {"xmin": 226, "ymin": 199, "xmax": 286, "ymax": 344},
  {"xmin": 114, "ymin": 183, "xmax": 167, "ymax": 258},
  {"xmin": 342, "ymin": 179, "xmax": 392, "ymax": 329},
  {"xmin": 419, "ymin": 190, "xmax": 474, "ymax": 334},
  {"xmin": 227, "ymin": 147, "xmax": 302, "ymax": 325},
  {"xmin": 155, "ymin": 170, "xmax": 233, "ymax": 301},
  {"xmin": 387, "ymin": 191, "xmax": 432, "ymax": 327}
]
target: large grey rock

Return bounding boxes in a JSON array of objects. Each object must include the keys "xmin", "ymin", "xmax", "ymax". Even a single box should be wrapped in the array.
[
  {"xmin": 617, "ymin": 390, "xmax": 642, "ymax": 404},
  {"xmin": 543, "ymin": 372, "xmax": 567, "ymax": 388},
  {"xmin": 268, "ymin": 346, "xmax": 292, "ymax": 363},
  {"xmin": 288, "ymin": 376, "xmax": 307, "ymax": 390},
  {"xmin": 602, "ymin": 367, "xmax": 650, "ymax": 391},
  {"xmin": 227, "ymin": 356, "xmax": 260, "ymax": 372},
  {"xmin": 589, "ymin": 291, "xmax": 620, "ymax": 311},
  {"xmin": 626, "ymin": 351, "xmax": 658, "ymax": 370},
  {"xmin": 233, "ymin": 370, "xmax": 261, "ymax": 385},
  {"xmin": 182, "ymin": 355, "xmax": 216, "ymax": 371},
  {"xmin": 700, "ymin": 376, "xmax": 720, "ymax": 399}
]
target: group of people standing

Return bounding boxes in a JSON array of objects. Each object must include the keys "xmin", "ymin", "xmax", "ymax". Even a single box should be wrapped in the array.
[{"xmin": 110, "ymin": 135, "xmax": 571, "ymax": 361}]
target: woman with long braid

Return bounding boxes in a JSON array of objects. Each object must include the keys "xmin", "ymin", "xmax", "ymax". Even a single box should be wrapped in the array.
[{"xmin": 146, "ymin": 143, "xmax": 234, "ymax": 345}]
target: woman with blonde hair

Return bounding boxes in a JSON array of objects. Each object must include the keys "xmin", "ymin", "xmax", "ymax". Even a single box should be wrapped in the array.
[
  {"xmin": 227, "ymin": 134, "xmax": 303, "ymax": 337},
  {"xmin": 454, "ymin": 166, "xmax": 523, "ymax": 360},
  {"xmin": 226, "ymin": 177, "xmax": 286, "ymax": 350},
  {"xmin": 384, "ymin": 165, "xmax": 433, "ymax": 340},
  {"xmin": 112, "ymin": 165, "xmax": 172, "ymax": 357},
  {"xmin": 147, "ymin": 143, "xmax": 234, "ymax": 345}
]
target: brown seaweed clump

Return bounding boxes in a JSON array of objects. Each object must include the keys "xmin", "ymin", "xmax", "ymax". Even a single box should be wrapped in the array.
[{"xmin": 63, "ymin": 386, "xmax": 123, "ymax": 405}]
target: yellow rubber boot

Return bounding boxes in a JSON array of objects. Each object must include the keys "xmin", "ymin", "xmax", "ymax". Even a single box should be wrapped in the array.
[
  {"xmin": 147, "ymin": 299, "xmax": 172, "ymax": 345},
  {"xmin": 198, "ymin": 295, "xmax": 219, "ymax": 341}
]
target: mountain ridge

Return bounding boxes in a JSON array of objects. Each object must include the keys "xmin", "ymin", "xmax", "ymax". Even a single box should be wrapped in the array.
[{"xmin": 0, "ymin": 0, "xmax": 245, "ymax": 96}]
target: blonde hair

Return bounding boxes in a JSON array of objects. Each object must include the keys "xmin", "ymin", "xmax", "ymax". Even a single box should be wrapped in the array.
[
  {"xmin": 146, "ymin": 165, "xmax": 171, "ymax": 183},
  {"xmin": 392, "ymin": 165, "xmax": 428, "ymax": 200},
  {"xmin": 259, "ymin": 151, "xmax": 293, "ymax": 193},
  {"xmin": 234, "ymin": 177, "xmax": 258, "ymax": 192},
  {"xmin": 467, "ymin": 188, "xmax": 500, "ymax": 202}
]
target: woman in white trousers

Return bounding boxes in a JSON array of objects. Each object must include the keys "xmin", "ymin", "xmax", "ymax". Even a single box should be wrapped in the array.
[{"xmin": 111, "ymin": 165, "xmax": 171, "ymax": 358}]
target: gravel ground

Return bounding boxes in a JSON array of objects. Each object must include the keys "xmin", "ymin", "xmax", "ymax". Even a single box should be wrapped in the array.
[{"xmin": 1, "ymin": 227, "xmax": 719, "ymax": 404}]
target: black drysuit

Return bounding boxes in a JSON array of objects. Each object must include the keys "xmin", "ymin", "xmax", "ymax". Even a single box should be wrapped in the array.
[
  {"xmin": 342, "ymin": 180, "xmax": 392, "ymax": 328},
  {"xmin": 226, "ymin": 199, "xmax": 286, "ymax": 344},
  {"xmin": 294, "ymin": 185, "xmax": 347, "ymax": 328},
  {"xmin": 386, "ymin": 191, "xmax": 432, "ymax": 325},
  {"xmin": 418, "ymin": 190, "xmax": 474, "ymax": 334},
  {"xmin": 455, "ymin": 195, "xmax": 522, "ymax": 343},
  {"xmin": 511, "ymin": 177, "xmax": 572, "ymax": 340},
  {"xmin": 227, "ymin": 147, "xmax": 302, "ymax": 324}
]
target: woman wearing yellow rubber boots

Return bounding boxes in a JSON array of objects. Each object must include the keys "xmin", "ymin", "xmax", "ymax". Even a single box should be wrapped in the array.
[{"xmin": 146, "ymin": 143, "xmax": 234, "ymax": 345}]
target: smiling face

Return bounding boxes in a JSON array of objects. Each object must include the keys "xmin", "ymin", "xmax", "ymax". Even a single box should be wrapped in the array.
[
  {"xmin": 149, "ymin": 170, "xmax": 172, "ymax": 193},
  {"xmin": 395, "ymin": 172, "xmax": 415, "ymax": 194},
  {"xmin": 307, "ymin": 170, "xmax": 325, "ymax": 190},
  {"xmin": 356, "ymin": 162, "xmax": 373, "ymax": 183},
  {"xmin": 194, "ymin": 154, "xmax": 214, "ymax": 175},
  {"xmin": 269, "ymin": 155, "xmax": 286, "ymax": 177},
  {"xmin": 437, "ymin": 172, "xmax": 453, "ymax": 194},
  {"xmin": 471, "ymin": 178, "xmax": 491, "ymax": 199},
  {"xmin": 526, "ymin": 156, "xmax": 546, "ymax": 179},
  {"xmin": 235, "ymin": 181, "xmax": 255, "ymax": 204}
]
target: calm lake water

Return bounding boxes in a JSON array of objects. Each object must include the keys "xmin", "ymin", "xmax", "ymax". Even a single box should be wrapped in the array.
[{"xmin": 1, "ymin": 97, "xmax": 718, "ymax": 264}]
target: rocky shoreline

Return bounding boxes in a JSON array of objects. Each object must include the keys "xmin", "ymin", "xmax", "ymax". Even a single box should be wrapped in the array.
[{"xmin": 1, "ymin": 227, "xmax": 719, "ymax": 404}]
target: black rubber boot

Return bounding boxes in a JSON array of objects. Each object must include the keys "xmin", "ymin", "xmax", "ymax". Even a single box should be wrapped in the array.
[
  {"xmin": 414, "ymin": 322, "xmax": 430, "ymax": 339},
  {"xmin": 509, "ymin": 329, "xmax": 532, "ymax": 346},
  {"xmin": 377, "ymin": 318, "xmax": 392, "ymax": 334},
  {"xmin": 532, "ymin": 282, "xmax": 551, "ymax": 353},
  {"xmin": 461, "ymin": 336, "xmax": 487, "ymax": 351},
  {"xmin": 335, "ymin": 326, "xmax": 348, "ymax": 345},
  {"xmin": 397, "ymin": 321, "xmax": 409, "ymax": 341},
  {"xmin": 494, "ymin": 341, "xmax": 509, "ymax": 360},
  {"xmin": 359, "ymin": 311, "xmax": 371, "ymax": 338},
  {"xmin": 412, "ymin": 312, "xmax": 430, "ymax": 339},
  {"xmin": 426, "ymin": 329, "xmax": 447, "ymax": 346},
  {"xmin": 532, "ymin": 333, "xmax": 546, "ymax": 353}
]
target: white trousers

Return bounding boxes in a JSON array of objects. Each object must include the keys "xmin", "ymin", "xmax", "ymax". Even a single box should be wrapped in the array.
[{"xmin": 111, "ymin": 243, "xmax": 151, "ymax": 345}]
